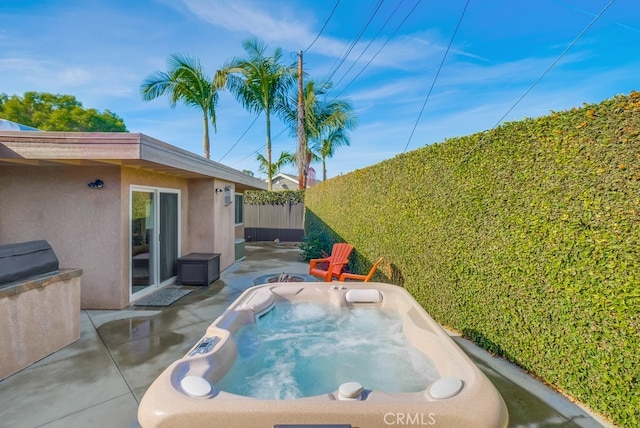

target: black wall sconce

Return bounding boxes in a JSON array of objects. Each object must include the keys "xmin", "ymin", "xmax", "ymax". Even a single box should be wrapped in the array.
[
  {"xmin": 215, "ymin": 188, "xmax": 223, "ymax": 193},
  {"xmin": 88, "ymin": 179, "xmax": 104, "ymax": 189}
]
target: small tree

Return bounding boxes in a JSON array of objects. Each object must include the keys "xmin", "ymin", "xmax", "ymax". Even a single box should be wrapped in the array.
[
  {"xmin": 313, "ymin": 127, "xmax": 351, "ymax": 181},
  {"xmin": 0, "ymin": 91, "xmax": 127, "ymax": 131},
  {"xmin": 256, "ymin": 151, "xmax": 295, "ymax": 180}
]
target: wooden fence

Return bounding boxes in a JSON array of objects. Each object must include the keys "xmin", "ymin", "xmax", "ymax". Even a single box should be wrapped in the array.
[{"xmin": 244, "ymin": 203, "xmax": 305, "ymax": 242}]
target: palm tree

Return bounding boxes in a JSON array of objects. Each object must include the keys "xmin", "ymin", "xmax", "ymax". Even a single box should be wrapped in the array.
[
  {"xmin": 285, "ymin": 80, "xmax": 357, "ymax": 184},
  {"xmin": 220, "ymin": 38, "xmax": 296, "ymax": 190},
  {"xmin": 141, "ymin": 54, "xmax": 219, "ymax": 159},
  {"xmin": 314, "ymin": 127, "xmax": 351, "ymax": 181},
  {"xmin": 256, "ymin": 151, "xmax": 295, "ymax": 180}
]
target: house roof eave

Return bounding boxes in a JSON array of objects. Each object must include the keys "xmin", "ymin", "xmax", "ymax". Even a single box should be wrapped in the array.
[{"xmin": 0, "ymin": 131, "xmax": 267, "ymax": 190}]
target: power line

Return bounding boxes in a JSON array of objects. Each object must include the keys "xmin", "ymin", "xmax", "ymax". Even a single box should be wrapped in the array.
[
  {"xmin": 233, "ymin": 144, "xmax": 265, "ymax": 168},
  {"xmin": 218, "ymin": 113, "xmax": 261, "ymax": 162},
  {"xmin": 391, "ymin": 0, "xmax": 619, "ymax": 242},
  {"xmin": 231, "ymin": 126, "xmax": 290, "ymax": 169},
  {"xmin": 458, "ymin": 0, "xmax": 616, "ymax": 164},
  {"xmin": 403, "ymin": 0, "xmax": 470, "ymax": 153},
  {"xmin": 324, "ymin": 0, "xmax": 386, "ymax": 84},
  {"xmin": 331, "ymin": 0, "xmax": 406, "ymax": 90},
  {"xmin": 304, "ymin": 0, "xmax": 341, "ymax": 53},
  {"xmin": 333, "ymin": 0, "xmax": 423, "ymax": 99}
]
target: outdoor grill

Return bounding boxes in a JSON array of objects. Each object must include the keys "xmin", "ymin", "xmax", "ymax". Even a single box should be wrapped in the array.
[{"xmin": 0, "ymin": 240, "xmax": 59, "ymax": 285}]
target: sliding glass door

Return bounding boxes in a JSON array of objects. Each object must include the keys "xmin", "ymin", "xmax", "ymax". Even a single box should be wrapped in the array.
[
  {"xmin": 159, "ymin": 192, "xmax": 179, "ymax": 283},
  {"xmin": 131, "ymin": 190, "xmax": 155, "ymax": 292},
  {"xmin": 131, "ymin": 187, "xmax": 180, "ymax": 298}
]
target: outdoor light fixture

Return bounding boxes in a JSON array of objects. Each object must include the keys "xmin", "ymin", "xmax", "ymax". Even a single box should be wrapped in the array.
[
  {"xmin": 88, "ymin": 179, "xmax": 104, "ymax": 189},
  {"xmin": 215, "ymin": 188, "xmax": 223, "ymax": 193},
  {"xmin": 224, "ymin": 186, "xmax": 233, "ymax": 205}
]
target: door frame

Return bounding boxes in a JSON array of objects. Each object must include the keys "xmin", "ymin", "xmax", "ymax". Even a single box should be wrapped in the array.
[{"xmin": 129, "ymin": 185, "xmax": 181, "ymax": 301}]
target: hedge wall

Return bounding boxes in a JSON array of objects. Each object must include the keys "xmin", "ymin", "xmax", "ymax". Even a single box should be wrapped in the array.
[
  {"xmin": 304, "ymin": 92, "xmax": 639, "ymax": 426},
  {"xmin": 244, "ymin": 189, "xmax": 304, "ymax": 205}
]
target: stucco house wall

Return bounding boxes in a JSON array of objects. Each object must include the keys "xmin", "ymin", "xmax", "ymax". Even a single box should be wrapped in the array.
[
  {"xmin": 212, "ymin": 179, "xmax": 236, "ymax": 269},
  {"xmin": 187, "ymin": 179, "xmax": 215, "ymax": 255},
  {"xmin": 0, "ymin": 165, "xmax": 123, "ymax": 308},
  {"xmin": 186, "ymin": 178, "xmax": 237, "ymax": 270},
  {"xmin": 0, "ymin": 165, "xmax": 198, "ymax": 309},
  {"xmin": 0, "ymin": 131, "xmax": 266, "ymax": 309}
]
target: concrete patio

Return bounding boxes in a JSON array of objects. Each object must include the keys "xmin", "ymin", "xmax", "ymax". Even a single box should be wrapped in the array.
[{"xmin": 0, "ymin": 243, "xmax": 611, "ymax": 427}]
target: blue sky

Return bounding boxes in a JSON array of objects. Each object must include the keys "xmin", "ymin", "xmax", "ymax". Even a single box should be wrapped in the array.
[{"xmin": 1, "ymin": 0, "xmax": 638, "ymax": 179}]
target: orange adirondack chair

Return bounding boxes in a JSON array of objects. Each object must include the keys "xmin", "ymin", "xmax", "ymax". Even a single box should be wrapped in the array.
[
  {"xmin": 308, "ymin": 243, "xmax": 354, "ymax": 281},
  {"xmin": 339, "ymin": 257, "xmax": 384, "ymax": 282}
]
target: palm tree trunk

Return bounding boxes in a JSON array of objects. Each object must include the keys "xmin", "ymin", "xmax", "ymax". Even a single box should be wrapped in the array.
[
  {"xmin": 203, "ymin": 113, "xmax": 210, "ymax": 159},
  {"xmin": 266, "ymin": 112, "xmax": 272, "ymax": 190},
  {"xmin": 323, "ymin": 156, "xmax": 327, "ymax": 181}
]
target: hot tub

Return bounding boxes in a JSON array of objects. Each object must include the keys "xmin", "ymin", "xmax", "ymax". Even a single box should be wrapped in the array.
[{"xmin": 138, "ymin": 282, "xmax": 508, "ymax": 427}]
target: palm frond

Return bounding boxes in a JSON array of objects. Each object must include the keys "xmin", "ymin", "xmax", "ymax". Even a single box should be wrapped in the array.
[{"xmin": 140, "ymin": 53, "xmax": 220, "ymax": 158}]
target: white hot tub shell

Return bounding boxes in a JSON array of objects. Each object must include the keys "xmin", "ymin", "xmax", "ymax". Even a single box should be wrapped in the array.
[{"xmin": 138, "ymin": 282, "xmax": 508, "ymax": 428}]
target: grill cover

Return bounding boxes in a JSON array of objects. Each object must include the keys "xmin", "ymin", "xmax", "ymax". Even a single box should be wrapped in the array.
[{"xmin": 0, "ymin": 240, "xmax": 59, "ymax": 285}]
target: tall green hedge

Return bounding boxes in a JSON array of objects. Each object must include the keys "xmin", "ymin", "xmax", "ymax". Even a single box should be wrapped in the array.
[{"xmin": 305, "ymin": 92, "xmax": 640, "ymax": 426}]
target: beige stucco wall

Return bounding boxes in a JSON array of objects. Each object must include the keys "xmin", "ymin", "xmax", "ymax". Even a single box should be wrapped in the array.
[
  {"xmin": 0, "ymin": 165, "xmax": 238, "ymax": 309},
  {"xmin": 213, "ymin": 179, "xmax": 236, "ymax": 270},
  {"xmin": 187, "ymin": 179, "xmax": 216, "ymax": 254},
  {"xmin": 187, "ymin": 179, "xmax": 236, "ymax": 271},
  {"xmin": 0, "ymin": 269, "xmax": 81, "ymax": 380},
  {"xmin": 0, "ymin": 165, "xmax": 123, "ymax": 309}
]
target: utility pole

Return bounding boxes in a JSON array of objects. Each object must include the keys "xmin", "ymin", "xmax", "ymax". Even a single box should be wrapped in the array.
[{"xmin": 296, "ymin": 50, "xmax": 306, "ymax": 190}]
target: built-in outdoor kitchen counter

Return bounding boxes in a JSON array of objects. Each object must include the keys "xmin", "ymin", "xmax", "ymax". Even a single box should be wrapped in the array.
[{"xmin": 0, "ymin": 241, "xmax": 82, "ymax": 380}]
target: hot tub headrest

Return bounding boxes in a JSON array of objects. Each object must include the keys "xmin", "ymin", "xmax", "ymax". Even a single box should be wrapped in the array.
[
  {"xmin": 0, "ymin": 240, "xmax": 59, "ymax": 285},
  {"xmin": 345, "ymin": 288, "xmax": 383, "ymax": 304},
  {"xmin": 238, "ymin": 288, "xmax": 275, "ymax": 316}
]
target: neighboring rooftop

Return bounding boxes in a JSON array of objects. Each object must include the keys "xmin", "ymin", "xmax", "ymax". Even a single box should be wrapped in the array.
[{"xmin": 0, "ymin": 119, "xmax": 40, "ymax": 131}]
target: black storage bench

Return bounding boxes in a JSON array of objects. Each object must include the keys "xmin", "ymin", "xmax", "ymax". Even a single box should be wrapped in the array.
[{"xmin": 177, "ymin": 253, "xmax": 220, "ymax": 286}]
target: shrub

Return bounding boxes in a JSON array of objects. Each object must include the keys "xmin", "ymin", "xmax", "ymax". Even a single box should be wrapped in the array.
[
  {"xmin": 245, "ymin": 189, "xmax": 304, "ymax": 205},
  {"xmin": 304, "ymin": 92, "xmax": 640, "ymax": 426}
]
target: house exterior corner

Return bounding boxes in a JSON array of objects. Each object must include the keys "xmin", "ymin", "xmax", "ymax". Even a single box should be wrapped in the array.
[{"xmin": 0, "ymin": 131, "xmax": 266, "ymax": 309}]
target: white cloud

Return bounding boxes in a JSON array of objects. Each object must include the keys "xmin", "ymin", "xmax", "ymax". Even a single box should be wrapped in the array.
[
  {"xmin": 173, "ymin": 0, "xmax": 446, "ymax": 71},
  {"xmin": 177, "ymin": 0, "xmax": 315, "ymax": 48},
  {"xmin": 56, "ymin": 67, "xmax": 92, "ymax": 86},
  {"xmin": 350, "ymin": 79, "xmax": 415, "ymax": 104},
  {"xmin": 0, "ymin": 56, "xmax": 141, "ymax": 112}
]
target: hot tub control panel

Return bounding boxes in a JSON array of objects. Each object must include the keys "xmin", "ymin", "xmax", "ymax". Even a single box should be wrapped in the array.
[{"xmin": 189, "ymin": 336, "xmax": 220, "ymax": 356}]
